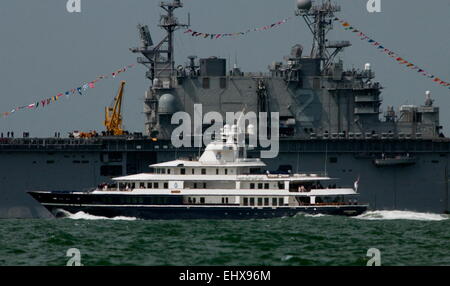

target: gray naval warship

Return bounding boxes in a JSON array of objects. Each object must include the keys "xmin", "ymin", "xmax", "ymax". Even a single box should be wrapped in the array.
[{"xmin": 1, "ymin": 0, "xmax": 449, "ymax": 218}]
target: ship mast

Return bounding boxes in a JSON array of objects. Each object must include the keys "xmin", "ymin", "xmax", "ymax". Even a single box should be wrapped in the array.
[
  {"xmin": 131, "ymin": 0, "xmax": 188, "ymax": 138},
  {"xmin": 131, "ymin": 0, "xmax": 188, "ymax": 82},
  {"xmin": 158, "ymin": 0, "xmax": 188, "ymax": 77},
  {"xmin": 296, "ymin": 0, "xmax": 348, "ymax": 72}
]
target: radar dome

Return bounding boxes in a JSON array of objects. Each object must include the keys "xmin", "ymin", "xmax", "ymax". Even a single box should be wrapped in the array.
[
  {"xmin": 158, "ymin": 93, "xmax": 177, "ymax": 114},
  {"xmin": 297, "ymin": 0, "xmax": 312, "ymax": 10}
]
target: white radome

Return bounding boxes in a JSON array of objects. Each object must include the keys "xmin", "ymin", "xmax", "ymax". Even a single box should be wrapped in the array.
[{"xmin": 297, "ymin": 0, "xmax": 312, "ymax": 10}]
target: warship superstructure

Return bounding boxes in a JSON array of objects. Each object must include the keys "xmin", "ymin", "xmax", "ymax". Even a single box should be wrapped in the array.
[{"xmin": 0, "ymin": 0, "xmax": 449, "ymax": 218}]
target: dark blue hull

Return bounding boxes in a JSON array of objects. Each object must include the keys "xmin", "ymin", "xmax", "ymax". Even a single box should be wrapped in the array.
[
  {"xmin": 41, "ymin": 204, "xmax": 367, "ymax": 219},
  {"xmin": 28, "ymin": 191, "xmax": 367, "ymax": 219}
]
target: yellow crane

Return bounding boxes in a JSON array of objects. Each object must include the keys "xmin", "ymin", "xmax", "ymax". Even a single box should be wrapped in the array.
[{"xmin": 104, "ymin": 81, "xmax": 126, "ymax": 136}]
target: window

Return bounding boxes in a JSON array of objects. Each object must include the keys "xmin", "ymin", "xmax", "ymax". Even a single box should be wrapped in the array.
[
  {"xmin": 153, "ymin": 182, "xmax": 159, "ymax": 188},
  {"xmin": 329, "ymin": 157, "xmax": 338, "ymax": 163},
  {"xmin": 167, "ymin": 169, "xmax": 171, "ymax": 174},
  {"xmin": 278, "ymin": 182, "xmax": 284, "ymax": 189},
  {"xmin": 279, "ymin": 198, "xmax": 284, "ymax": 205},
  {"xmin": 140, "ymin": 182, "xmax": 145, "ymax": 188},
  {"xmin": 257, "ymin": 198, "xmax": 263, "ymax": 206},
  {"xmin": 202, "ymin": 77, "xmax": 210, "ymax": 89},
  {"xmin": 200, "ymin": 197, "xmax": 205, "ymax": 204},
  {"xmin": 164, "ymin": 182, "xmax": 168, "ymax": 189},
  {"xmin": 131, "ymin": 183, "xmax": 136, "ymax": 189},
  {"xmin": 194, "ymin": 183, "xmax": 197, "ymax": 189},
  {"xmin": 272, "ymin": 198, "xmax": 278, "ymax": 206},
  {"xmin": 147, "ymin": 182, "xmax": 152, "ymax": 189},
  {"xmin": 162, "ymin": 168, "xmax": 166, "ymax": 174},
  {"xmin": 264, "ymin": 198, "xmax": 269, "ymax": 206},
  {"xmin": 264, "ymin": 183, "xmax": 269, "ymax": 189},
  {"xmin": 216, "ymin": 169, "xmax": 219, "ymax": 175},
  {"xmin": 250, "ymin": 183, "xmax": 255, "ymax": 189},
  {"xmin": 203, "ymin": 183, "xmax": 207, "ymax": 188},
  {"xmin": 192, "ymin": 169, "xmax": 195, "ymax": 174},
  {"xmin": 258, "ymin": 183, "xmax": 263, "ymax": 189},
  {"xmin": 201, "ymin": 169, "xmax": 206, "ymax": 175},
  {"xmin": 243, "ymin": 198, "xmax": 248, "ymax": 206},
  {"xmin": 225, "ymin": 169, "xmax": 228, "ymax": 175},
  {"xmin": 180, "ymin": 168, "xmax": 186, "ymax": 175},
  {"xmin": 250, "ymin": 198, "xmax": 255, "ymax": 206}
]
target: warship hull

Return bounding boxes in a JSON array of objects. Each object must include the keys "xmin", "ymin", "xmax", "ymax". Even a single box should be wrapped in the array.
[{"xmin": 1, "ymin": 137, "xmax": 449, "ymax": 218}]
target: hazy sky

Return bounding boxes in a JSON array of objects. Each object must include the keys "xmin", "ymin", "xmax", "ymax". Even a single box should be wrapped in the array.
[{"xmin": 1, "ymin": 0, "xmax": 450, "ymax": 136}]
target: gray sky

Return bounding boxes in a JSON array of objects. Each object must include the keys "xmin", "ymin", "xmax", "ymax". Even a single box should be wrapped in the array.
[{"xmin": 1, "ymin": 0, "xmax": 450, "ymax": 136}]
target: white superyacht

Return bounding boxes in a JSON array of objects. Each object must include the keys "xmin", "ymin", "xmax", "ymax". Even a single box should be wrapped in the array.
[{"xmin": 29, "ymin": 125, "xmax": 367, "ymax": 219}]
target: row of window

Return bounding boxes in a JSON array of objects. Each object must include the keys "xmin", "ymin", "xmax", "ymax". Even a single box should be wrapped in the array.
[
  {"xmin": 192, "ymin": 183, "xmax": 207, "ymax": 189},
  {"xmin": 249, "ymin": 183, "xmax": 284, "ymax": 189},
  {"xmin": 155, "ymin": 168, "xmax": 229, "ymax": 175},
  {"xmin": 243, "ymin": 197, "xmax": 284, "ymax": 207},
  {"xmin": 119, "ymin": 182, "xmax": 169, "ymax": 189},
  {"xmin": 186, "ymin": 197, "xmax": 229, "ymax": 204},
  {"xmin": 155, "ymin": 168, "xmax": 171, "ymax": 174},
  {"xmin": 99, "ymin": 196, "xmax": 283, "ymax": 206},
  {"xmin": 100, "ymin": 196, "xmax": 170, "ymax": 205},
  {"xmin": 187, "ymin": 197, "xmax": 206, "ymax": 204}
]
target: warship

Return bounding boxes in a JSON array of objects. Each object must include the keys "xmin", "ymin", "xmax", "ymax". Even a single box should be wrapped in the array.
[{"xmin": 1, "ymin": 0, "xmax": 449, "ymax": 218}]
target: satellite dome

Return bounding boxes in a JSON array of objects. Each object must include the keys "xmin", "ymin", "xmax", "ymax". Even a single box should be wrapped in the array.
[
  {"xmin": 296, "ymin": 0, "xmax": 312, "ymax": 10},
  {"xmin": 158, "ymin": 93, "xmax": 177, "ymax": 114}
]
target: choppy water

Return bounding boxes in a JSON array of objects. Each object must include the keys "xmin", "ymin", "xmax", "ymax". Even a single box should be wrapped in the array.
[{"xmin": 0, "ymin": 211, "xmax": 449, "ymax": 266}]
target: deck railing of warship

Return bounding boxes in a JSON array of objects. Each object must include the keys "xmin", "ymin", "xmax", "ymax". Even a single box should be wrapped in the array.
[{"xmin": 1, "ymin": 136, "xmax": 450, "ymax": 153}]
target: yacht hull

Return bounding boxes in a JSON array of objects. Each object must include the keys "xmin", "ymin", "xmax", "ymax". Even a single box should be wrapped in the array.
[{"xmin": 28, "ymin": 191, "xmax": 367, "ymax": 219}]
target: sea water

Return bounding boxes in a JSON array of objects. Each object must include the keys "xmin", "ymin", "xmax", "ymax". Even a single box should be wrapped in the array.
[{"xmin": 0, "ymin": 211, "xmax": 448, "ymax": 266}]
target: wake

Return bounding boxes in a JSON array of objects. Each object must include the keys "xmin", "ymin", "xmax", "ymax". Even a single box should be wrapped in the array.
[
  {"xmin": 57, "ymin": 210, "xmax": 137, "ymax": 221},
  {"xmin": 354, "ymin": 210, "xmax": 449, "ymax": 221}
]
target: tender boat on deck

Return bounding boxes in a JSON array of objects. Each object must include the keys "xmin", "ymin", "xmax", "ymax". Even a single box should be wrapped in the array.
[{"xmin": 29, "ymin": 125, "xmax": 367, "ymax": 219}]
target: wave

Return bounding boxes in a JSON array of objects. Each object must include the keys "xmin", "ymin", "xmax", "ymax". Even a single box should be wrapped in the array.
[
  {"xmin": 57, "ymin": 210, "xmax": 137, "ymax": 221},
  {"xmin": 303, "ymin": 213, "xmax": 327, "ymax": 218},
  {"xmin": 355, "ymin": 210, "xmax": 449, "ymax": 221}
]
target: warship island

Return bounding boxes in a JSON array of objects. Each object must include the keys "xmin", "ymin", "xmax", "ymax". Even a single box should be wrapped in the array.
[{"xmin": 1, "ymin": 0, "xmax": 449, "ymax": 218}]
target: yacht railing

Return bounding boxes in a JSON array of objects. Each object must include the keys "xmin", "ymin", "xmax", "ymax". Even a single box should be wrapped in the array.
[{"xmin": 237, "ymin": 171, "xmax": 328, "ymax": 179}]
